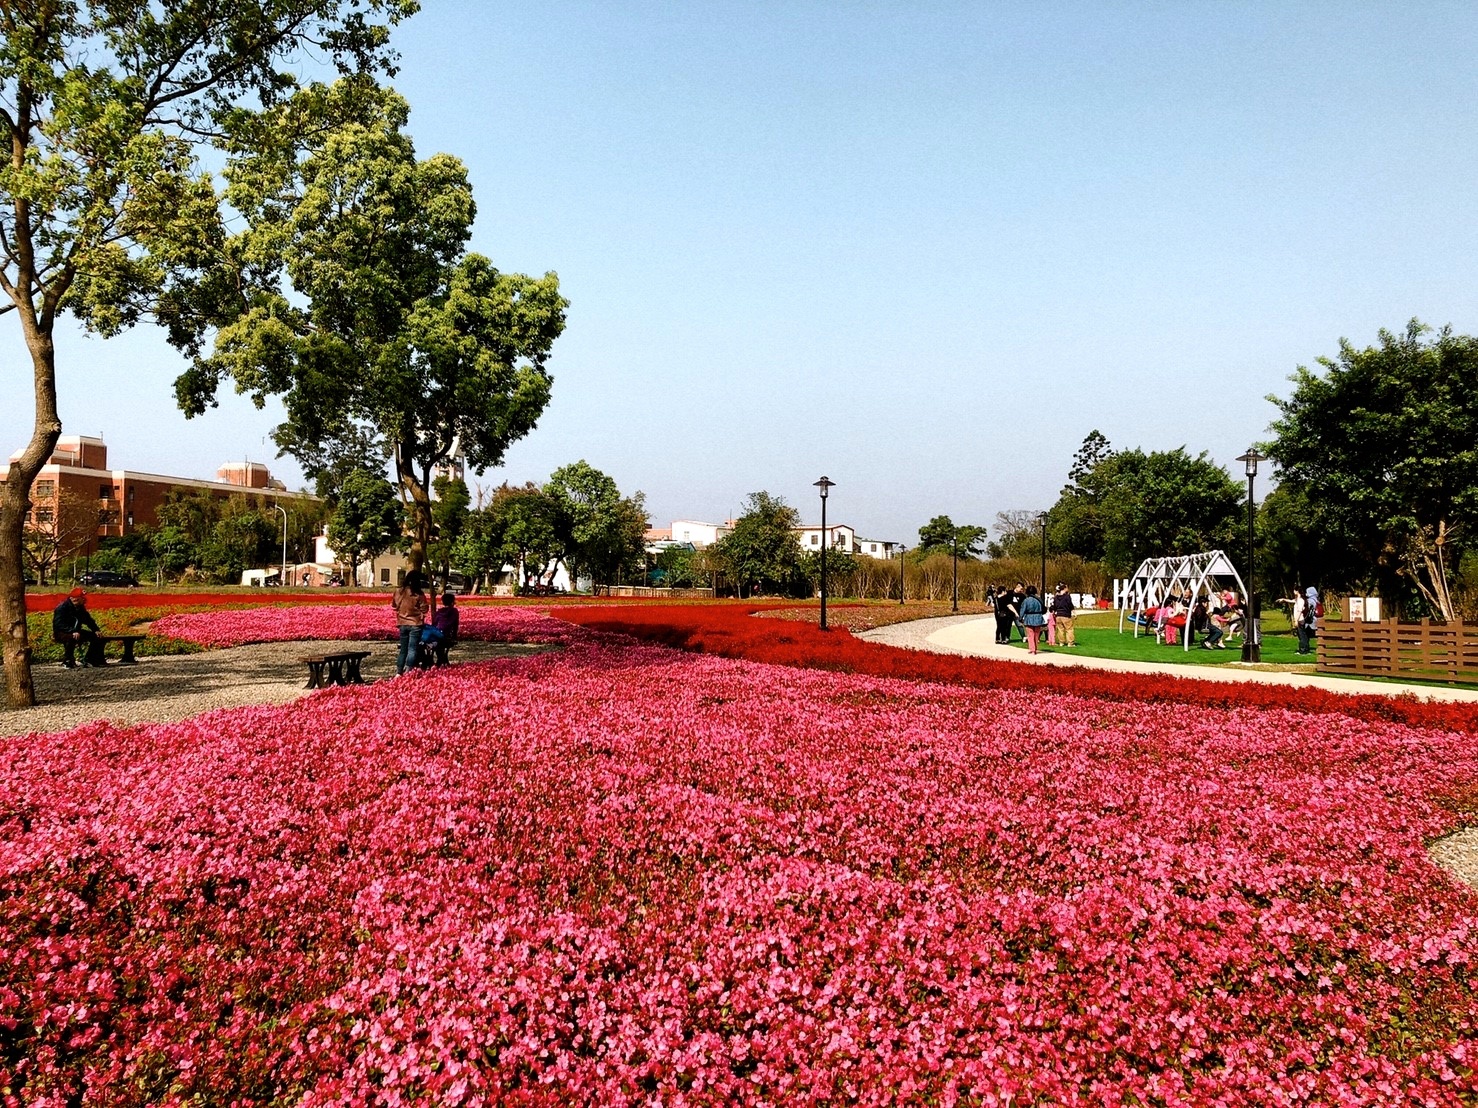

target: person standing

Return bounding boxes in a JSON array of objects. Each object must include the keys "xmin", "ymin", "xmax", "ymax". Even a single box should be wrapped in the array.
[
  {"xmin": 1019, "ymin": 585, "xmax": 1047, "ymax": 654},
  {"xmin": 1301, "ymin": 586, "xmax": 1321, "ymax": 656},
  {"xmin": 52, "ymin": 587, "xmax": 104, "ymax": 667},
  {"xmin": 1050, "ymin": 583, "xmax": 1076, "ymax": 646},
  {"xmin": 391, "ymin": 571, "xmax": 429, "ymax": 675}
]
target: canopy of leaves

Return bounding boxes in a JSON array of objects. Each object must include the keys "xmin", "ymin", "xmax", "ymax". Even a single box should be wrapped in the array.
[
  {"xmin": 1267, "ymin": 320, "xmax": 1478, "ymax": 614},
  {"xmin": 176, "ymin": 80, "xmax": 567, "ymax": 568},
  {"xmin": 917, "ymin": 515, "xmax": 988, "ymax": 560},
  {"xmin": 546, "ymin": 461, "xmax": 648, "ymax": 587},
  {"xmin": 714, "ymin": 492, "xmax": 803, "ymax": 596},
  {"xmin": 326, "ymin": 467, "xmax": 401, "ymax": 575}
]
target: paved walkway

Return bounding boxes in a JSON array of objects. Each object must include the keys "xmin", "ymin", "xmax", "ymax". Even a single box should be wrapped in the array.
[{"xmin": 859, "ymin": 615, "xmax": 1478, "ymax": 704}]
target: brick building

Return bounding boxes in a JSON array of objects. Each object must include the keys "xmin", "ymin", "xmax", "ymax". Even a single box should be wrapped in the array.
[{"xmin": 18, "ymin": 435, "xmax": 317, "ymax": 566}]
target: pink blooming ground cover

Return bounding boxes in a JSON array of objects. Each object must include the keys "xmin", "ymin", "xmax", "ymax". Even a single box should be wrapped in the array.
[
  {"xmin": 4, "ymin": 612, "xmax": 1478, "ymax": 1104},
  {"xmin": 150, "ymin": 603, "xmax": 579, "ymax": 649}
]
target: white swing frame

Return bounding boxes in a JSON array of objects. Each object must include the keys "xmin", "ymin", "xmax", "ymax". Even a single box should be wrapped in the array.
[{"xmin": 1117, "ymin": 550, "xmax": 1250, "ymax": 652}]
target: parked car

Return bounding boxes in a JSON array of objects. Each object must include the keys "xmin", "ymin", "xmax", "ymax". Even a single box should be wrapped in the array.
[{"xmin": 79, "ymin": 570, "xmax": 138, "ymax": 588}]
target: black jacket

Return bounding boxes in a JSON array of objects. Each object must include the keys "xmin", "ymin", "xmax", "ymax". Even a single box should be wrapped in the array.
[{"xmin": 52, "ymin": 598, "xmax": 99, "ymax": 639}]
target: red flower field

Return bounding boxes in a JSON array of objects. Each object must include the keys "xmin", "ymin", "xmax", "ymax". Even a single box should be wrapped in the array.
[{"xmin": 3, "ymin": 606, "xmax": 1477, "ymax": 1104}]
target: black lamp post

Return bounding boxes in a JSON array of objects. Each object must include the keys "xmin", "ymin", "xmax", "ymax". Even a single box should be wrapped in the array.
[
  {"xmin": 898, "ymin": 542, "xmax": 906, "ymax": 605},
  {"xmin": 951, "ymin": 530, "xmax": 959, "ymax": 612},
  {"xmin": 1038, "ymin": 511, "xmax": 1048, "ymax": 601},
  {"xmin": 1236, "ymin": 448, "xmax": 1266, "ymax": 662},
  {"xmin": 814, "ymin": 476, "xmax": 834, "ymax": 629}
]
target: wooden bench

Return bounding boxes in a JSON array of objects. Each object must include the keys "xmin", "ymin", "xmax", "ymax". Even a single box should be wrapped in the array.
[
  {"xmin": 94, "ymin": 634, "xmax": 147, "ymax": 665},
  {"xmin": 302, "ymin": 650, "xmax": 373, "ymax": 689}
]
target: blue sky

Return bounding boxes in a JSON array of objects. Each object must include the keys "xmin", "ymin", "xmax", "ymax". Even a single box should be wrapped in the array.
[{"xmin": 7, "ymin": 2, "xmax": 1478, "ymax": 542}]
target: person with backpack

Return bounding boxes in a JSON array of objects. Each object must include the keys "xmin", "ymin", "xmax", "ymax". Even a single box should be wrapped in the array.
[{"xmin": 1301, "ymin": 586, "xmax": 1322, "ymax": 655}]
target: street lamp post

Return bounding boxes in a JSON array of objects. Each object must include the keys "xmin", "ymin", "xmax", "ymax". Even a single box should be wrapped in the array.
[
  {"xmin": 814, "ymin": 477, "xmax": 834, "ymax": 630},
  {"xmin": 274, "ymin": 503, "xmax": 288, "ymax": 587},
  {"xmin": 1038, "ymin": 512, "xmax": 1048, "ymax": 601},
  {"xmin": 1236, "ymin": 448, "xmax": 1266, "ymax": 662},
  {"xmin": 951, "ymin": 530, "xmax": 959, "ymax": 612},
  {"xmin": 898, "ymin": 542, "xmax": 906, "ymax": 605}
]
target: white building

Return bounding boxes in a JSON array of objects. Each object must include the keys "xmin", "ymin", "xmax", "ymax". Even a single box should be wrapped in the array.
[
  {"xmin": 794, "ymin": 524, "xmax": 902, "ymax": 559},
  {"xmin": 670, "ymin": 519, "xmax": 731, "ymax": 548}
]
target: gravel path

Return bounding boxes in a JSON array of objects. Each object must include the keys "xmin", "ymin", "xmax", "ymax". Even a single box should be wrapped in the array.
[{"xmin": 1, "ymin": 640, "xmax": 553, "ymax": 738}]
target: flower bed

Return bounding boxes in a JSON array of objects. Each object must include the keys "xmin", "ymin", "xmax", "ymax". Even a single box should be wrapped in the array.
[
  {"xmin": 3, "ymin": 611, "xmax": 1477, "ymax": 1103},
  {"xmin": 152, "ymin": 603, "xmax": 584, "ymax": 648},
  {"xmin": 553, "ymin": 604, "xmax": 1478, "ymax": 735}
]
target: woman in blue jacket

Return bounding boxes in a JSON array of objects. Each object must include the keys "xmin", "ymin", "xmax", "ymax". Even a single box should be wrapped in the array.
[{"xmin": 1018, "ymin": 585, "xmax": 1047, "ymax": 655}]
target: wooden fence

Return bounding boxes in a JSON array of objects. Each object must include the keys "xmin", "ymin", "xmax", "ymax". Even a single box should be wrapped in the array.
[
  {"xmin": 592, "ymin": 585, "xmax": 715, "ymax": 599},
  {"xmin": 1317, "ymin": 618, "xmax": 1478, "ymax": 685}
]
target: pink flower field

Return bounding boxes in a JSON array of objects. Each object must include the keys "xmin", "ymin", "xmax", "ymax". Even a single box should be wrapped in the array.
[
  {"xmin": 4, "ymin": 609, "xmax": 1477, "ymax": 1104},
  {"xmin": 150, "ymin": 603, "xmax": 580, "ymax": 648}
]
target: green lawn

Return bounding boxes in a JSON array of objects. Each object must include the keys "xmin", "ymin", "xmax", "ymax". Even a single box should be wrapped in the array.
[{"xmin": 1011, "ymin": 609, "xmax": 1316, "ymax": 669}]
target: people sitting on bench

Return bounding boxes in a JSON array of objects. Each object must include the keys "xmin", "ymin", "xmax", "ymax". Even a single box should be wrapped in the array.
[
  {"xmin": 53, "ymin": 587, "xmax": 104, "ymax": 668},
  {"xmin": 418, "ymin": 592, "xmax": 460, "ymax": 667}
]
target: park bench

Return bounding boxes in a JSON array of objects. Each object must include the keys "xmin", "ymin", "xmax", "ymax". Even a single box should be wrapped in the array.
[
  {"xmin": 302, "ymin": 649, "xmax": 373, "ymax": 689},
  {"xmin": 94, "ymin": 634, "xmax": 147, "ymax": 664}
]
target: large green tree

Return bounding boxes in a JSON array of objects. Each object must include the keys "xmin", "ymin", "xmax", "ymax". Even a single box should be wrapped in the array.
[
  {"xmin": 425, "ymin": 474, "xmax": 470, "ymax": 587},
  {"xmin": 1267, "ymin": 320, "xmax": 1478, "ymax": 619},
  {"xmin": 1096, "ymin": 448, "xmax": 1243, "ymax": 575},
  {"xmin": 0, "ymin": 0, "xmax": 413, "ymax": 706},
  {"xmin": 326, "ymin": 467, "xmax": 402, "ymax": 585},
  {"xmin": 545, "ymin": 461, "xmax": 649, "ymax": 588},
  {"xmin": 713, "ymin": 491, "xmax": 803, "ymax": 597},
  {"xmin": 177, "ymin": 81, "xmax": 567, "ymax": 578},
  {"xmin": 918, "ymin": 515, "xmax": 988, "ymax": 559}
]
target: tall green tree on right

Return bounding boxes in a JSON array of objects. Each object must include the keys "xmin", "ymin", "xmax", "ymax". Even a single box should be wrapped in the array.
[{"xmin": 1267, "ymin": 320, "xmax": 1478, "ymax": 619}]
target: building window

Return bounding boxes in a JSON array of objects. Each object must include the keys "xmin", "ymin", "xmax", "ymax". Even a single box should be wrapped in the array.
[
  {"xmin": 34, "ymin": 508, "xmax": 53, "ymax": 524},
  {"xmin": 810, "ymin": 534, "xmax": 819, "ymax": 545},
  {"xmin": 99, "ymin": 483, "xmax": 111, "ymax": 499},
  {"xmin": 381, "ymin": 568, "xmax": 391, "ymax": 585},
  {"xmin": 34, "ymin": 480, "xmax": 54, "ymax": 499},
  {"xmin": 396, "ymin": 569, "xmax": 405, "ymax": 586},
  {"xmin": 126, "ymin": 513, "xmax": 133, "ymax": 526}
]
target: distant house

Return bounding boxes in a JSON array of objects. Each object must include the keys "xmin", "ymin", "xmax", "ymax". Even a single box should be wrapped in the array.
[
  {"xmin": 794, "ymin": 524, "xmax": 902, "ymax": 559},
  {"xmin": 669, "ymin": 519, "xmax": 731, "ymax": 548}
]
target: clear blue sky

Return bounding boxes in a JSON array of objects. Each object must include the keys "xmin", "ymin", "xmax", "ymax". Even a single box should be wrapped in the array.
[{"xmin": 7, "ymin": 2, "xmax": 1478, "ymax": 542}]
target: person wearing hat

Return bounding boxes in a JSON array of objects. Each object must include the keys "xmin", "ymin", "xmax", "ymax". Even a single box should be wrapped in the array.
[{"xmin": 52, "ymin": 588, "xmax": 104, "ymax": 668}]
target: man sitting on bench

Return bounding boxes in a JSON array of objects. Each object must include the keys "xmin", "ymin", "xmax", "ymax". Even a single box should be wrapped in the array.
[
  {"xmin": 53, "ymin": 587, "xmax": 105, "ymax": 668},
  {"xmin": 419, "ymin": 591, "xmax": 460, "ymax": 667}
]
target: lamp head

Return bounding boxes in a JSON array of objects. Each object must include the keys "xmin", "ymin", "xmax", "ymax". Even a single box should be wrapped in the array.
[
  {"xmin": 1236, "ymin": 447, "xmax": 1266, "ymax": 478},
  {"xmin": 813, "ymin": 476, "xmax": 834, "ymax": 500}
]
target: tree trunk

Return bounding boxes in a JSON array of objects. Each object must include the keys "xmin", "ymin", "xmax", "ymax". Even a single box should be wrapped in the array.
[{"xmin": 3, "ymin": 322, "xmax": 62, "ymax": 707}]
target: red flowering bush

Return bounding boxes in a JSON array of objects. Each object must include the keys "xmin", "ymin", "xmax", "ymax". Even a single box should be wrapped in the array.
[
  {"xmin": 554, "ymin": 604, "xmax": 1478, "ymax": 735},
  {"xmin": 3, "ymin": 609, "xmax": 1477, "ymax": 1103}
]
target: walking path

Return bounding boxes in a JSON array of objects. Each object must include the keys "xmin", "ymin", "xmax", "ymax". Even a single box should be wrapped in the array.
[{"xmin": 859, "ymin": 614, "xmax": 1478, "ymax": 703}]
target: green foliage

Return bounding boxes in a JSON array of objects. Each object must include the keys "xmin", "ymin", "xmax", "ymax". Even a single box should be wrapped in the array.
[
  {"xmin": 918, "ymin": 516, "xmax": 988, "ymax": 559},
  {"xmin": 1095, "ymin": 448, "xmax": 1243, "ymax": 575},
  {"xmin": 799, "ymin": 547, "xmax": 860, "ymax": 588},
  {"xmin": 713, "ymin": 492, "xmax": 804, "ymax": 597},
  {"xmin": 545, "ymin": 461, "xmax": 649, "ymax": 587},
  {"xmin": 426, "ymin": 475, "xmax": 471, "ymax": 582},
  {"xmin": 0, "ymin": 0, "xmax": 414, "ymax": 703},
  {"xmin": 652, "ymin": 545, "xmax": 706, "ymax": 588},
  {"xmin": 1267, "ymin": 320, "xmax": 1478, "ymax": 618},
  {"xmin": 178, "ymin": 80, "xmax": 568, "ymax": 571},
  {"xmin": 326, "ymin": 468, "xmax": 402, "ymax": 581},
  {"xmin": 485, "ymin": 482, "xmax": 562, "ymax": 589}
]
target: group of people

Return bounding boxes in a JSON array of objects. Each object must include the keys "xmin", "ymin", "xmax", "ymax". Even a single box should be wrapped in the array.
[
  {"xmin": 986, "ymin": 582, "xmax": 1078, "ymax": 655},
  {"xmin": 1139, "ymin": 589, "xmax": 1246, "ymax": 649},
  {"xmin": 390, "ymin": 571, "xmax": 461, "ymax": 675}
]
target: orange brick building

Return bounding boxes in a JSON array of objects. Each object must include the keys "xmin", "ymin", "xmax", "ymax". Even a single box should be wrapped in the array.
[{"xmin": 18, "ymin": 435, "xmax": 317, "ymax": 562}]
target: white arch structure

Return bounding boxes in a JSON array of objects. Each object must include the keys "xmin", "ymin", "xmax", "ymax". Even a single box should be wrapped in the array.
[{"xmin": 1118, "ymin": 550, "xmax": 1250, "ymax": 652}]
